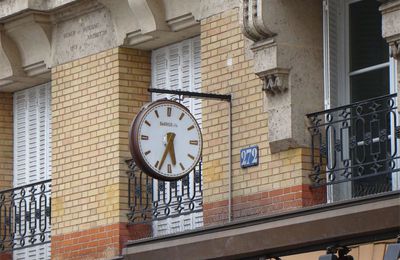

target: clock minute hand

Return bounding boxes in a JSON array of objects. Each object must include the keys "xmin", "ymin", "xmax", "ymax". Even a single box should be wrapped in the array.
[{"xmin": 158, "ymin": 132, "xmax": 175, "ymax": 170}]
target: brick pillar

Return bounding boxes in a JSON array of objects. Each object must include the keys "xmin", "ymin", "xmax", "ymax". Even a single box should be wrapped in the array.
[
  {"xmin": 0, "ymin": 93, "xmax": 13, "ymax": 260},
  {"xmin": 200, "ymin": 8, "xmax": 325, "ymax": 225},
  {"xmin": 51, "ymin": 48, "xmax": 151, "ymax": 260}
]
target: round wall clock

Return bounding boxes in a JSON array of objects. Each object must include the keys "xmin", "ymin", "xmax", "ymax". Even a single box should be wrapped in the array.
[{"xmin": 129, "ymin": 99, "xmax": 202, "ymax": 181}]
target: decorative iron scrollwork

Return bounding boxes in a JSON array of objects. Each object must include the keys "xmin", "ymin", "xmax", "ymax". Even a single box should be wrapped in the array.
[
  {"xmin": 0, "ymin": 180, "xmax": 51, "ymax": 252},
  {"xmin": 126, "ymin": 159, "xmax": 203, "ymax": 225},
  {"xmin": 307, "ymin": 94, "xmax": 399, "ymax": 197}
]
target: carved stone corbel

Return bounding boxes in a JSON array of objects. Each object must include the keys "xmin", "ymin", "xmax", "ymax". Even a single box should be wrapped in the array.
[
  {"xmin": 0, "ymin": 14, "xmax": 52, "ymax": 90},
  {"xmin": 5, "ymin": 14, "xmax": 52, "ymax": 76},
  {"xmin": 257, "ymin": 69, "xmax": 289, "ymax": 95},
  {"xmin": 239, "ymin": 0, "xmax": 275, "ymax": 42},
  {"xmin": 124, "ymin": 0, "xmax": 169, "ymax": 45},
  {"xmin": 0, "ymin": 25, "xmax": 24, "ymax": 88}
]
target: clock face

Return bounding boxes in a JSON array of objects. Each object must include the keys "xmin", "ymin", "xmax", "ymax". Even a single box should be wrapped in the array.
[{"xmin": 129, "ymin": 100, "xmax": 202, "ymax": 180}]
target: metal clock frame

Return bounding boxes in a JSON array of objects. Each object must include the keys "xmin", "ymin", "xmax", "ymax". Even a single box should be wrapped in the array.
[{"xmin": 129, "ymin": 99, "xmax": 203, "ymax": 181}]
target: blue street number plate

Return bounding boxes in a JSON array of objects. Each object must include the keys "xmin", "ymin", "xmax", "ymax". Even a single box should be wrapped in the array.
[{"xmin": 240, "ymin": 146, "xmax": 259, "ymax": 168}]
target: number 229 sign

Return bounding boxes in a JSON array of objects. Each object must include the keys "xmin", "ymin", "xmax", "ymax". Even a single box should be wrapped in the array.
[{"xmin": 240, "ymin": 146, "xmax": 259, "ymax": 168}]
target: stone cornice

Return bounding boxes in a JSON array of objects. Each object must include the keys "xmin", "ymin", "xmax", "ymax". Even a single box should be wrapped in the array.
[
  {"xmin": 0, "ymin": 0, "xmax": 80, "ymax": 22},
  {"xmin": 379, "ymin": 0, "xmax": 400, "ymax": 14},
  {"xmin": 0, "ymin": 0, "xmax": 202, "ymax": 91}
]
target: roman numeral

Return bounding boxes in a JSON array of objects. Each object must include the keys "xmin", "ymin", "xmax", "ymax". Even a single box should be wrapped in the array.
[
  {"xmin": 187, "ymin": 154, "xmax": 195, "ymax": 160},
  {"xmin": 155, "ymin": 160, "xmax": 159, "ymax": 168},
  {"xmin": 167, "ymin": 107, "xmax": 172, "ymax": 117},
  {"xmin": 168, "ymin": 164, "xmax": 172, "ymax": 173},
  {"xmin": 141, "ymin": 135, "xmax": 149, "ymax": 140},
  {"xmin": 189, "ymin": 140, "xmax": 198, "ymax": 145},
  {"xmin": 179, "ymin": 113, "xmax": 185, "ymax": 120},
  {"xmin": 154, "ymin": 110, "xmax": 159, "ymax": 118},
  {"xmin": 187, "ymin": 125, "xmax": 194, "ymax": 131}
]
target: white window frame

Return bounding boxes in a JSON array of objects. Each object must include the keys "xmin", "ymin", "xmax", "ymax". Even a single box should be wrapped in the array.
[{"xmin": 323, "ymin": 0, "xmax": 400, "ymax": 201}]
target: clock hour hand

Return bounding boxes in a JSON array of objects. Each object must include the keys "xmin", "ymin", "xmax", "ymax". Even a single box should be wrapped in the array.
[
  {"xmin": 169, "ymin": 134, "xmax": 176, "ymax": 165},
  {"xmin": 158, "ymin": 132, "xmax": 176, "ymax": 170}
]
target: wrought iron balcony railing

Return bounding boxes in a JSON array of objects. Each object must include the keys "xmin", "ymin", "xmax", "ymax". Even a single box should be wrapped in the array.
[
  {"xmin": 0, "ymin": 180, "xmax": 51, "ymax": 252},
  {"xmin": 307, "ymin": 94, "xmax": 400, "ymax": 198},
  {"xmin": 126, "ymin": 159, "xmax": 203, "ymax": 227}
]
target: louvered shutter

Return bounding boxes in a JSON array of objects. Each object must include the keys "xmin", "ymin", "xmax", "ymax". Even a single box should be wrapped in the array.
[
  {"xmin": 151, "ymin": 37, "xmax": 203, "ymax": 235},
  {"xmin": 323, "ymin": 0, "xmax": 340, "ymax": 109},
  {"xmin": 324, "ymin": 0, "xmax": 352, "ymax": 202},
  {"xmin": 152, "ymin": 47, "xmax": 169, "ymax": 101},
  {"xmin": 168, "ymin": 42, "xmax": 180, "ymax": 91},
  {"xmin": 180, "ymin": 38, "xmax": 192, "ymax": 113},
  {"xmin": 192, "ymin": 37, "xmax": 202, "ymax": 128},
  {"xmin": 13, "ymin": 83, "xmax": 51, "ymax": 260}
]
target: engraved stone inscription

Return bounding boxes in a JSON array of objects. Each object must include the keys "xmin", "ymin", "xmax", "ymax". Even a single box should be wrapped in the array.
[{"xmin": 53, "ymin": 7, "xmax": 116, "ymax": 66}]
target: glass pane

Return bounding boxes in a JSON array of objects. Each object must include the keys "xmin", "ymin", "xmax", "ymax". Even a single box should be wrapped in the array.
[
  {"xmin": 350, "ymin": 67, "xmax": 389, "ymax": 103},
  {"xmin": 349, "ymin": 0, "xmax": 388, "ymax": 71}
]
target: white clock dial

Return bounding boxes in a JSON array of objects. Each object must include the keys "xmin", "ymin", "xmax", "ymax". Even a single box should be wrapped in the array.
[{"xmin": 130, "ymin": 100, "xmax": 202, "ymax": 180}]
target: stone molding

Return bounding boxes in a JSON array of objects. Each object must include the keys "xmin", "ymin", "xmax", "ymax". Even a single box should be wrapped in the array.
[
  {"xmin": 381, "ymin": 0, "xmax": 400, "ymax": 59},
  {"xmin": 239, "ymin": 0, "xmax": 274, "ymax": 42},
  {"xmin": 0, "ymin": 0, "xmax": 202, "ymax": 92},
  {"xmin": 167, "ymin": 14, "xmax": 198, "ymax": 32}
]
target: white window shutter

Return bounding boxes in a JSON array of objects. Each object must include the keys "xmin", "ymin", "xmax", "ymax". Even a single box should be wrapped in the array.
[
  {"xmin": 152, "ymin": 47, "xmax": 169, "ymax": 101},
  {"xmin": 151, "ymin": 37, "xmax": 203, "ymax": 236},
  {"xmin": 180, "ymin": 38, "xmax": 192, "ymax": 110},
  {"xmin": 192, "ymin": 36, "xmax": 202, "ymax": 128},
  {"xmin": 168, "ymin": 43, "xmax": 181, "ymax": 91},
  {"xmin": 323, "ymin": 0, "xmax": 339, "ymax": 109},
  {"xmin": 14, "ymin": 91, "xmax": 27, "ymax": 187},
  {"xmin": 13, "ymin": 83, "xmax": 51, "ymax": 260}
]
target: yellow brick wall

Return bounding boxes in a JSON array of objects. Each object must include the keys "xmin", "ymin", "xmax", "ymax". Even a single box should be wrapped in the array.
[
  {"xmin": 201, "ymin": 8, "xmax": 311, "ymax": 205},
  {"xmin": 0, "ymin": 93, "xmax": 13, "ymax": 191},
  {"xmin": 51, "ymin": 48, "xmax": 150, "ymax": 236}
]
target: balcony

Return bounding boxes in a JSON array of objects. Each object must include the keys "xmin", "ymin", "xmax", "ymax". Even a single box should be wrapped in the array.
[
  {"xmin": 126, "ymin": 159, "xmax": 203, "ymax": 237},
  {"xmin": 0, "ymin": 180, "xmax": 51, "ymax": 253},
  {"xmin": 307, "ymin": 94, "xmax": 400, "ymax": 200}
]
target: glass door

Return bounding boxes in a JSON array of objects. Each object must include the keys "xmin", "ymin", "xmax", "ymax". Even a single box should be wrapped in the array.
[
  {"xmin": 323, "ymin": 0, "xmax": 398, "ymax": 201},
  {"xmin": 346, "ymin": 0, "xmax": 392, "ymax": 197}
]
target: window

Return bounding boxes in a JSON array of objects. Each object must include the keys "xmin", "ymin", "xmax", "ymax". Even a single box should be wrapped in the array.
[
  {"xmin": 323, "ymin": 0, "xmax": 399, "ymax": 201},
  {"xmin": 13, "ymin": 83, "xmax": 51, "ymax": 260},
  {"xmin": 151, "ymin": 36, "xmax": 203, "ymax": 235}
]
